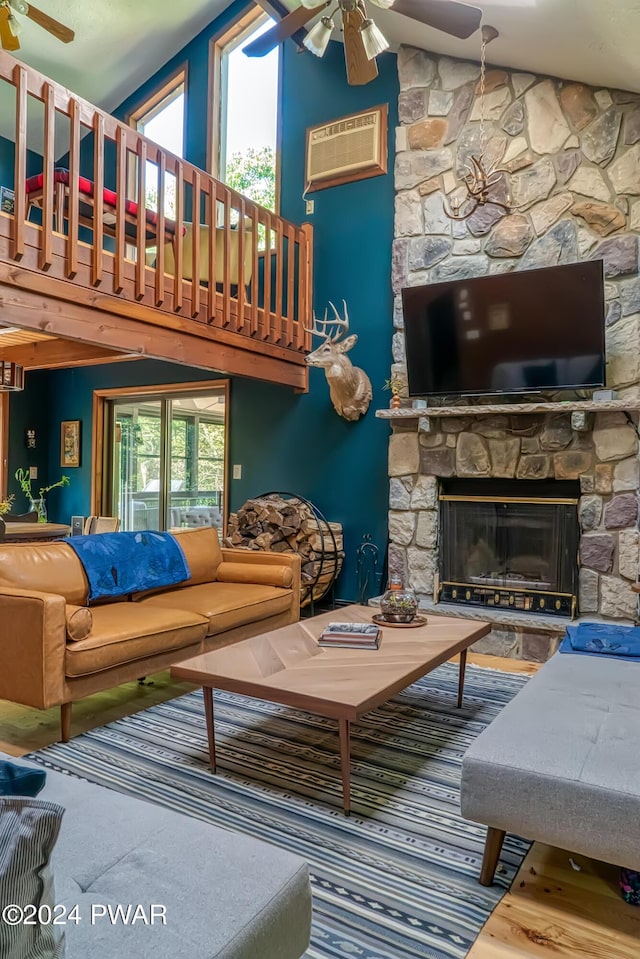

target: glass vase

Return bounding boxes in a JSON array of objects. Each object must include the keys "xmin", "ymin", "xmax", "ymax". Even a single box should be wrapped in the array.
[
  {"xmin": 380, "ymin": 577, "xmax": 418, "ymax": 624},
  {"xmin": 29, "ymin": 498, "xmax": 47, "ymax": 522}
]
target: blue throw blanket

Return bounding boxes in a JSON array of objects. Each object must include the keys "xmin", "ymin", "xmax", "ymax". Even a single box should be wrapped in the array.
[
  {"xmin": 67, "ymin": 531, "xmax": 190, "ymax": 601},
  {"xmin": 559, "ymin": 622, "xmax": 640, "ymax": 661}
]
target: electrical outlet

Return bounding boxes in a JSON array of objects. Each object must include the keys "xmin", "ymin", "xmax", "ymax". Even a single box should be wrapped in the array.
[
  {"xmin": 232, "ymin": 464, "xmax": 242, "ymax": 480},
  {"xmin": 29, "ymin": 466, "xmax": 38, "ymax": 479},
  {"xmin": 305, "ymin": 199, "xmax": 314, "ymax": 215}
]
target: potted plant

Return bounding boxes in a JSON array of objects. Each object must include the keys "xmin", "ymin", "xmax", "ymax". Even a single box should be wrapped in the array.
[
  {"xmin": 383, "ymin": 374, "xmax": 404, "ymax": 409},
  {"xmin": 380, "ymin": 577, "xmax": 419, "ymax": 624},
  {"xmin": 15, "ymin": 468, "xmax": 70, "ymax": 522}
]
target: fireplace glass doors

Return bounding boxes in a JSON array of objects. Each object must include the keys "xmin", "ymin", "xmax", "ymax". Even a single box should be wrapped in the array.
[{"xmin": 439, "ymin": 479, "xmax": 580, "ymax": 618}]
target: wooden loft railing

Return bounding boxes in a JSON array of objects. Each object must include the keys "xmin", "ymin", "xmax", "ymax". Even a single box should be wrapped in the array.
[{"xmin": 0, "ymin": 51, "xmax": 313, "ymax": 389}]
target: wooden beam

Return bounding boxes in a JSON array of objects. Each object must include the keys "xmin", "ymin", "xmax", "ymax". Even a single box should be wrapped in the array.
[
  {"xmin": 255, "ymin": 0, "xmax": 308, "ymax": 50},
  {"xmin": 0, "ymin": 339, "xmax": 133, "ymax": 371},
  {"xmin": 0, "ymin": 280, "xmax": 309, "ymax": 390}
]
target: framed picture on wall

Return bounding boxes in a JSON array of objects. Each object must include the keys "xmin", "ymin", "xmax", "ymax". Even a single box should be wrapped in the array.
[{"xmin": 61, "ymin": 420, "xmax": 81, "ymax": 468}]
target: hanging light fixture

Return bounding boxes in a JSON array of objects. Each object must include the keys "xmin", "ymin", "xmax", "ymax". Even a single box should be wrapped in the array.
[
  {"xmin": 443, "ymin": 25, "xmax": 513, "ymax": 221},
  {"xmin": 0, "ymin": 361, "xmax": 24, "ymax": 391},
  {"xmin": 303, "ymin": 13, "xmax": 336, "ymax": 57},
  {"xmin": 360, "ymin": 16, "xmax": 389, "ymax": 59},
  {"xmin": 302, "ymin": 0, "xmax": 390, "ymax": 65}
]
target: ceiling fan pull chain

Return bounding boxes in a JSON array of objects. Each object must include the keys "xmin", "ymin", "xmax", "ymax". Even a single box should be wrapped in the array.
[{"xmin": 479, "ymin": 28, "xmax": 486, "ymax": 153}]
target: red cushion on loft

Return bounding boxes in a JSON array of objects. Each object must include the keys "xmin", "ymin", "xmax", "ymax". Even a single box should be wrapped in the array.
[{"xmin": 25, "ymin": 167, "xmax": 178, "ymax": 235}]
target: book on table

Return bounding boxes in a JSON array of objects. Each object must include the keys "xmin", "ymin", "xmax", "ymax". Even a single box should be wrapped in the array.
[{"xmin": 318, "ymin": 621, "xmax": 381, "ymax": 649}]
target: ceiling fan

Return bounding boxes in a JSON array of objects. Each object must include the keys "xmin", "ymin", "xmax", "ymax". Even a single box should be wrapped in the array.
[
  {"xmin": 0, "ymin": 0, "xmax": 74, "ymax": 52},
  {"xmin": 244, "ymin": 0, "xmax": 482, "ymax": 85}
]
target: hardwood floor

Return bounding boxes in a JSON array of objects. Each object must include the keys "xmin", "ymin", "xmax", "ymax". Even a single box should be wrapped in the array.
[
  {"xmin": 0, "ymin": 672, "xmax": 195, "ymax": 757},
  {"xmin": 1, "ymin": 653, "xmax": 637, "ymax": 956}
]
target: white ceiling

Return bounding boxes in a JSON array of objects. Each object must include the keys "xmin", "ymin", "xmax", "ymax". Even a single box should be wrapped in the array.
[{"xmin": 3, "ymin": 0, "xmax": 640, "ymax": 117}]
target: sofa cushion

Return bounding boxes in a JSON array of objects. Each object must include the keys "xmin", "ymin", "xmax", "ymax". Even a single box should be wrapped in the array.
[
  {"xmin": 169, "ymin": 527, "xmax": 222, "ymax": 585},
  {"xmin": 138, "ymin": 581, "xmax": 292, "ymax": 636},
  {"xmin": 0, "ymin": 542, "xmax": 87, "ymax": 605},
  {"xmin": 65, "ymin": 605, "xmax": 93, "ymax": 641},
  {"xmin": 461, "ymin": 653, "xmax": 640, "ymax": 871},
  {"xmin": 216, "ymin": 560, "xmax": 294, "ymax": 588},
  {"xmin": 65, "ymin": 604, "xmax": 208, "ymax": 677}
]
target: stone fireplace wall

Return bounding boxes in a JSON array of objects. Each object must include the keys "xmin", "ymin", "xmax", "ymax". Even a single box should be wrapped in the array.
[{"xmin": 388, "ymin": 48, "xmax": 640, "ymax": 660}]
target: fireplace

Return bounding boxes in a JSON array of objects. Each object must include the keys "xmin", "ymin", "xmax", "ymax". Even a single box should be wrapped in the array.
[{"xmin": 438, "ymin": 479, "xmax": 580, "ymax": 618}]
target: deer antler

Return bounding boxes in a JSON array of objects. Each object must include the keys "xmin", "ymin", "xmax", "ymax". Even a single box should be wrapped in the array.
[
  {"xmin": 304, "ymin": 308, "xmax": 331, "ymax": 339},
  {"xmin": 326, "ymin": 300, "xmax": 350, "ymax": 342}
]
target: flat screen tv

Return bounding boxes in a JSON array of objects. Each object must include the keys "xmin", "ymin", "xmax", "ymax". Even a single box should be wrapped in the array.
[{"xmin": 402, "ymin": 261, "xmax": 606, "ymax": 397}]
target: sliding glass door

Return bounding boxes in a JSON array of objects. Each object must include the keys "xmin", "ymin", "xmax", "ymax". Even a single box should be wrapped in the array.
[{"xmin": 107, "ymin": 385, "xmax": 227, "ymax": 532}]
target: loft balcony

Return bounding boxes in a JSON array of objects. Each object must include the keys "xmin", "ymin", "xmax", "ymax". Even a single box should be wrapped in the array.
[{"xmin": 0, "ymin": 51, "xmax": 313, "ymax": 389}]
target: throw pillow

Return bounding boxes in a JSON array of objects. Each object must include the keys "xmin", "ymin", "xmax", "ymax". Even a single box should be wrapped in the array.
[
  {"xmin": 0, "ymin": 797, "xmax": 66, "ymax": 959},
  {"xmin": 65, "ymin": 605, "xmax": 93, "ymax": 642},
  {"xmin": 0, "ymin": 761, "xmax": 46, "ymax": 798},
  {"xmin": 216, "ymin": 561, "xmax": 294, "ymax": 588}
]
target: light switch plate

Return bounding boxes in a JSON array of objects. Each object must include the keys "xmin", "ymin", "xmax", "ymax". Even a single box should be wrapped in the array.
[
  {"xmin": 232, "ymin": 464, "xmax": 242, "ymax": 480},
  {"xmin": 29, "ymin": 466, "xmax": 38, "ymax": 479}
]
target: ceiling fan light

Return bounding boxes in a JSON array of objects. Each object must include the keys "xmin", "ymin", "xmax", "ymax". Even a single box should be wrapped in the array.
[
  {"xmin": 303, "ymin": 16, "xmax": 334, "ymax": 57},
  {"xmin": 368, "ymin": 0, "xmax": 395, "ymax": 9},
  {"xmin": 360, "ymin": 18, "xmax": 389, "ymax": 60},
  {"xmin": 300, "ymin": 0, "xmax": 322, "ymax": 7},
  {"xmin": 7, "ymin": 11, "xmax": 20, "ymax": 37}
]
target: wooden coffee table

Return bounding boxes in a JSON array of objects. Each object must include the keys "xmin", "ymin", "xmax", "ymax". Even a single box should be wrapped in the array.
[{"xmin": 171, "ymin": 605, "xmax": 490, "ymax": 814}]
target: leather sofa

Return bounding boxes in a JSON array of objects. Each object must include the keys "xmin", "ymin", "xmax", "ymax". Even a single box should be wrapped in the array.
[{"xmin": 0, "ymin": 527, "xmax": 300, "ymax": 741}]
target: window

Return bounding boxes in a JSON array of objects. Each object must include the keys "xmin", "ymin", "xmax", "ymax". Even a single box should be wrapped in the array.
[
  {"xmin": 129, "ymin": 69, "xmax": 186, "ymax": 219},
  {"xmin": 211, "ymin": 10, "xmax": 279, "ymax": 212},
  {"xmin": 97, "ymin": 383, "xmax": 228, "ymax": 534}
]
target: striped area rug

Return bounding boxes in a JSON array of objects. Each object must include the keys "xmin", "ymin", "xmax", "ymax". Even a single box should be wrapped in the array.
[{"xmin": 31, "ymin": 662, "xmax": 530, "ymax": 959}]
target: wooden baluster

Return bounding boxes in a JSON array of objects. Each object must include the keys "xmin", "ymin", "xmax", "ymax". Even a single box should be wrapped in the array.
[
  {"xmin": 12, "ymin": 64, "xmax": 27, "ymax": 262},
  {"xmin": 274, "ymin": 216, "xmax": 284, "ymax": 343},
  {"xmin": 286, "ymin": 222, "xmax": 295, "ymax": 346},
  {"xmin": 135, "ymin": 138, "xmax": 146, "ymax": 300},
  {"xmin": 66, "ymin": 98, "xmax": 80, "ymax": 280},
  {"xmin": 92, "ymin": 114, "xmax": 104, "ymax": 287},
  {"xmin": 222, "ymin": 189, "xmax": 231, "ymax": 329},
  {"xmin": 174, "ymin": 164, "xmax": 183, "ymax": 312},
  {"xmin": 207, "ymin": 182, "xmax": 217, "ymax": 324},
  {"xmin": 40, "ymin": 82, "xmax": 55, "ymax": 271},
  {"xmin": 262, "ymin": 211, "xmax": 272, "ymax": 341},
  {"xmin": 191, "ymin": 170, "xmax": 200, "ymax": 319},
  {"xmin": 114, "ymin": 127, "xmax": 126, "ymax": 294},
  {"xmin": 237, "ymin": 196, "xmax": 246, "ymax": 331},
  {"xmin": 298, "ymin": 223, "xmax": 314, "ymax": 351},
  {"xmin": 155, "ymin": 151, "xmax": 165, "ymax": 307},
  {"xmin": 250, "ymin": 205, "xmax": 259, "ymax": 336}
]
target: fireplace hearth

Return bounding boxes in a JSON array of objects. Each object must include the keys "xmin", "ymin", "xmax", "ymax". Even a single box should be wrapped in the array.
[{"xmin": 439, "ymin": 479, "xmax": 580, "ymax": 618}]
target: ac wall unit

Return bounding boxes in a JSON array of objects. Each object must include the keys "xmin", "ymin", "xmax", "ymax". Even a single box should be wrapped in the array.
[{"xmin": 304, "ymin": 105, "xmax": 388, "ymax": 193}]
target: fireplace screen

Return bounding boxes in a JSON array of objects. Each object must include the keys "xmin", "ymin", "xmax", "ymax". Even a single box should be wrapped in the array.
[{"xmin": 439, "ymin": 479, "xmax": 580, "ymax": 618}]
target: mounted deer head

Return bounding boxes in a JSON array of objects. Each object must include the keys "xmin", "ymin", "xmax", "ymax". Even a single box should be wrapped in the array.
[{"xmin": 304, "ymin": 301, "xmax": 372, "ymax": 422}]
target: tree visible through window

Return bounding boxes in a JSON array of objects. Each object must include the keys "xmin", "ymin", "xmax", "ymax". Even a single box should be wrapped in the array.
[{"xmin": 216, "ymin": 14, "xmax": 279, "ymax": 213}]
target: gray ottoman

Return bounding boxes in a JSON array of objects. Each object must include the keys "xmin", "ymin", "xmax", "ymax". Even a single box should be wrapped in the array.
[
  {"xmin": 6, "ymin": 755, "xmax": 311, "ymax": 958},
  {"xmin": 461, "ymin": 653, "xmax": 640, "ymax": 884}
]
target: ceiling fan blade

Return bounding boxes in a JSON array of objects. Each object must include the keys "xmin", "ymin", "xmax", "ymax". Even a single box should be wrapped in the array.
[
  {"xmin": 24, "ymin": 2, "xmax": 74, "ymax": 43},
  {"xmin": 343, "ymin": 8, "xmax": 378, "ymax": 86},
  {"xmin": 390, "ymin": 0, "xmax": 482, "ymax": 40},
  {"xmin": 0, "ymin": 5, "xmax": 20, "ymax": 50},
  {"xmin": 244, "ymin": 3, "xmax": 327, "ymax": 57}
]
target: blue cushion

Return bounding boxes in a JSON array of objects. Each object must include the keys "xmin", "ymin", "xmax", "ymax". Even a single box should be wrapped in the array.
[{"xmin": 0, "ymin": 760, "xmax": 46, "ymax": 797}]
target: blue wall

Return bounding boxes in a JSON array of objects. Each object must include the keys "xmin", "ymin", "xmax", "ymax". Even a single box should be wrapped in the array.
[{"xmin": 7, "ymin": 17, "xmax": 398, "ymax": 601}]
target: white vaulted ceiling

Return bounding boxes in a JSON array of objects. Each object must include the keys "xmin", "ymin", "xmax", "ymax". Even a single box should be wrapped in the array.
[{"xmin": 3, "ymin": 0, "xmax": 640, "ymax": 113}]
